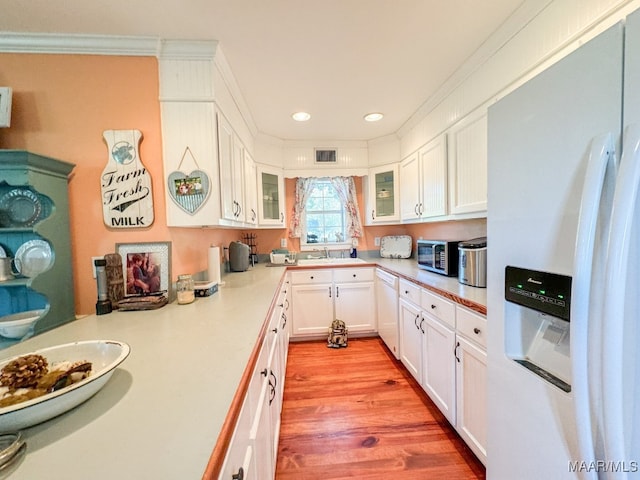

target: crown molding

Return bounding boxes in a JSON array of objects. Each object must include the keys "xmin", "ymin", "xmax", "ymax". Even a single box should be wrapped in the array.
[
  {"xmin": 158, "ymin": 39, "xmax": 218, "ymax": 59},
  {"xmin": 0, "ymin": 32, "xmax": 160, "ymax": 56}
]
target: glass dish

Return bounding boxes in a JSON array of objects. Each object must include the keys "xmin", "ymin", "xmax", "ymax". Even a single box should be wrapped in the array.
[{"xmin": 0, "ymin": 189, "xmax": 42, "ymax": 228}]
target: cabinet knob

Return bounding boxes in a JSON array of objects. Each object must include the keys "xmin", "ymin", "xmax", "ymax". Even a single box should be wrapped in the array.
[
  {"xmin": 310, "ymin": 275, "xmax": 314, "ymax": 279},
  {"xmin": 473, "ymin": 327, "xmax": 481, "ymax": 335},
  {"xmin": 232, "ymin": 467, "xmax": 244, "ymax": 480},
  {"xmin": 352, "ymin": 274, "xmax": 357, "ymax": 278},
  {"xmin": 272, "ymin": 327, "xmax": 278, "ymax": 334},
  {"xmin": 431, "ymin": 304, "xmax": 436, "ymax": 309}
]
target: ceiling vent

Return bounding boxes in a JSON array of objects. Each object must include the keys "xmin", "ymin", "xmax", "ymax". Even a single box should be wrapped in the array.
[{"xmin": 315, "ymin": 148, "xmax": 337, "ymax": 163}]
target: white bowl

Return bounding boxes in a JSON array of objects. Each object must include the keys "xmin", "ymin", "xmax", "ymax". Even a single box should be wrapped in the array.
[
  {"xmin": 0, "ymin": 340, "xmax": 130, "ymax": 433},
  {"xmin": 0, "ymin": 310, "xmax": 45, "ymax": 339}
]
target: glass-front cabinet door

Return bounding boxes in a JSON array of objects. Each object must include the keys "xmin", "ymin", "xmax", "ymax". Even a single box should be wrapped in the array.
[
  {"xmin": 257, "ymin": 164, "xmax": 285, "ymax": 227},
  {"xmin": 366, "ymin": 164, "xmax": 400, "ymax": 225}
]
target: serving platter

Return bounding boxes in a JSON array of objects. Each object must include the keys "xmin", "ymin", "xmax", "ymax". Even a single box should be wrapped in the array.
[
  {"xmin": 380, "ymin": 235, "xmax": 413, "ymax": 259},
  {"xmin": 0, "ymin": 340, "xmax": 130, "ymax": 433}
]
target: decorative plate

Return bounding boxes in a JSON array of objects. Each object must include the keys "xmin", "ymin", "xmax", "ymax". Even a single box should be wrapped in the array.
[
  {"xmin": 380, "ymin": 235, "xmax": 413, "ymax": 259},
  {"xmin": 14, "ymin": 240, "xmax": 53, "ymax": 277},
  {"xmin": 0, "ymin": 340, "xmax": 130, "ymax": 433},
  {"xmin": 0, "ymin": 189, "xmax": 42, "ymax": 227}
]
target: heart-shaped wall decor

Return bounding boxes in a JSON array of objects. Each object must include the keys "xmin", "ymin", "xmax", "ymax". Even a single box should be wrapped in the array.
[{"xmin": 167, "ymin": 169, "xmax": 211, "ymax": 214}]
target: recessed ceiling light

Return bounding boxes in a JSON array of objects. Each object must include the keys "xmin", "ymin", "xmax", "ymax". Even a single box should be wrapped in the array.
[
  {"xmin": 364, "ymin": 112, "xmax": 384, "ymax": 122},
  {"xmin": 292, "ymin": 111, "xmax": 311, "ymax": 122}
]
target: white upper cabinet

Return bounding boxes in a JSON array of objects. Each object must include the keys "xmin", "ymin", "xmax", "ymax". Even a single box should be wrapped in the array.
[
  {"xmin": 400, "ymin": 134, "xmax": 447, "ymax": 222},
  {"xmin": 256, "ymin": 164, "xmax": 286, "ymax": 227},
  {"xmin": 364, "ymin": 164, "xmax": 400, "ymax": 225},
  {"xmin": 244, "ymin": 151, "xmax": 258, "ymax": 226},
  {"xmin": 448, "ymin": 109, "xmax": 488, "ymax": 215},
  {"xmin": 217, "ymin": 112, "xmax": 237, "ymax": 222},
  {"xmin": 159, "ymin": 41, "xmax": 259, "ymax": 228}
]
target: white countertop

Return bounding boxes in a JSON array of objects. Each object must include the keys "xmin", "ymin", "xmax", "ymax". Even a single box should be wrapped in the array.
[
  {"xmin": 374, "ymin": 257, "xmax": 487, "ymax": 311},
  {"xmin": 1, "ymin": 265, "xmax": 286, "ymax": 480},
  {"xmin": 0, "ymin": 258, "xmax": 485, "ymax": 479}
]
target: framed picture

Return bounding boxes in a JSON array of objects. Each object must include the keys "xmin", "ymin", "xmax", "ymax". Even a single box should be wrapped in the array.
[
  {"xmin": 173, "ymin": 176, "xmax": 203, "ymax": 197},
  {"xmin": 0, "ymin": 87, "xmax": 12, "ymax": 128},
  {"xmin": 116, "ymin": 241, "xmax": 171, "ymax": 298}
]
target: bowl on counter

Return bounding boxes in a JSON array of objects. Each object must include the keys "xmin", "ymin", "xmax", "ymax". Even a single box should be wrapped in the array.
[
  {"xmin": 0, "ymin": 340, "xmax": 131, "ymax": 433},
  {"xmin": 0, "ymin": 310, "xmax": 45, "ymax": 339}
]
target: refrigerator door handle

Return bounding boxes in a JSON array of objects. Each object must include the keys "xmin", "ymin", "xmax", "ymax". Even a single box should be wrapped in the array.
[
  {"xmin": 602, "ymin": 124, "xmax": 640, "ymax": 477},
  {"xmin": 571, "ymin": 132, "xmax": 617, "ymax": 478}
]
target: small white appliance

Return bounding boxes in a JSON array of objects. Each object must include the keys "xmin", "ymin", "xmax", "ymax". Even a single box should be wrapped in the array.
[{"xmin": 458, "ymin": 237, "xmax": 486, "ymax": 288}]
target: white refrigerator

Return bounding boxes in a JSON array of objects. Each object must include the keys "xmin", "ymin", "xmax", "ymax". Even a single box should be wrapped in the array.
[{"xmin": 487, "ymin": 9, "xmax": 640, "ymax": 480}]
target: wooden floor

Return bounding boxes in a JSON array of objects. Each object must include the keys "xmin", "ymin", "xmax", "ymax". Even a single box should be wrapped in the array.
[{"xmin": 275, "ymin": 337, "xmax": 486, "ymax": 480}]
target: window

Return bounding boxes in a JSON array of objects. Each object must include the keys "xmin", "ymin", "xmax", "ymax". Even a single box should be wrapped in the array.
[
  {"xmin": 290, "ymin": 176, "xmax": 363, "ymax": 249},
  {"xmin": 303, "ymin": 180, "xmax": 348, "ymax": 245}
]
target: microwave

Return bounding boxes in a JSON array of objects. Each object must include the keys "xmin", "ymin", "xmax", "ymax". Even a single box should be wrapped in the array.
[{"xmin": 417, "ymin": 240, "xmax": 459, "ymax": 276}]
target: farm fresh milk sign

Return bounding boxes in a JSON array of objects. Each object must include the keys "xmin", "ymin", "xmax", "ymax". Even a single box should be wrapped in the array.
[{"xmin": 101, "ymin": 130, "xmax": 154, "ymax": 228}]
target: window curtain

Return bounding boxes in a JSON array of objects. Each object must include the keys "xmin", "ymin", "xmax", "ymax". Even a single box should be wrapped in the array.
[
  {"xmin": 330, "ymin": 176, "xmax": 363, "ymax": 238},
  {"xmin": 289, "ymin": 177, "xmax": 315, "ymax": 238},
  {"xmin": 289, "ymin": 176, "xmax": 363, "ymax": 239}
]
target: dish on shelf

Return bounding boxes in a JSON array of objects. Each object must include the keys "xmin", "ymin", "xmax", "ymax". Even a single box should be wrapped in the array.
[
  {"xmin": 0, "ymin": 189, "xmax": 43, "ymax": 228},
  {"xmin": 14, "ymin": 240, "xmax": 53, "ymax": 278},
  {"xmin": 0, "ymin": 310, "xmax": 45, "ymax": 339},
  {"xmin": 0, "ymin": 340, "xmax": 131, "ymax": 433},
  {"xmin": 380, "ymin": 235, "xmax": 413, "ymax": 259}
]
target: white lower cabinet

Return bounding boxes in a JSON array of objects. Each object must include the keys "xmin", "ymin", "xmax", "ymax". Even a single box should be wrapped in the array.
[
  {"xmin": 399, "ymin": 297, "xmax": 423, "ymax": 383},
  {"xmin": 422, "ymin": 314, "xmax": 456, "ymax": 425},
  {"xmin": 219, "ymin": 397, "xmax": 256, "ymax": 480},
  {"xmin": 455, "ymin": 306, "xmax": 487, "ymax": 465},
  {"xmin": 397, "ymin": 278, "xmax": 487, "ymax": 465},
  {"xmin": 220, "ymin": 280, "xmax": 289, "ymax": 480},
  {"xmin": 291, "ymin": 268, "xmax": 376, "ymax": 338},
  {"xmin": 291, "ymin": 270, "xmax": 333, "ymax": 336}
]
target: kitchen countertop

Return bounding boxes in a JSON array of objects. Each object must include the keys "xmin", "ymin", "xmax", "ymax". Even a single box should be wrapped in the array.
[
  {"xmin": 374, "ymin": 258, "xmax": 487, "ymax": 314},
  {"xmin": 0, "ymin": 258, "xmax": 486, "ymax": 478},
  {"xmin": 0, "ymin": 265, "xmax": 286, "ymax": 480}
]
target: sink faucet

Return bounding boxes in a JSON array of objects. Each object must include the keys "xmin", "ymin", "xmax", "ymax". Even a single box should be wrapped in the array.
[{"xmin": 324, "ymin": 246, "xmax": 329, "ymax": 258}]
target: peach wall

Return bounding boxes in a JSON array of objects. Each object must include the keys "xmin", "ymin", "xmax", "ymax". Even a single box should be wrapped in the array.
[
  {"xmin": 0, "ymin": 53, "xmax": 485, "ymax": 316},
  {"xmin": 0, "ymin": 53, "xmax": 242, "ymax": 315}
]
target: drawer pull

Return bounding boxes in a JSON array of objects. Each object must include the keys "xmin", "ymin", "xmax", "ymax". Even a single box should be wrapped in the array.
[
  {"xmin": 454, "ymin": 341, "xmax": 460, "ymax": 363},
  {"xmin": 232, "ymin": 467, "xmax": 244, "ymax": 480},
  {"xmin": 473, "ymin": 327, "xmax": 481, "ymax": 335},
  {"xmin": 260, "ymin": 368, "xmax": 268, "ymax": 377},
  {"xmin": 431, "ymin": 304, "xmax": 436, "ymax": 309}
]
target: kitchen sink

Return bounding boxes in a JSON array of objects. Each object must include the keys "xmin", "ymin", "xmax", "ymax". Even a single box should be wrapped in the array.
[{"xmin": 296, "ymin": 257, "xmax": 368, "ymax": 266}]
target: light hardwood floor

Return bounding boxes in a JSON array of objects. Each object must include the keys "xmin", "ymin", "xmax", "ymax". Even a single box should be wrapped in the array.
[{"xmin": 275, "ymin": 337, "xmax": 486, "ymax": 479}]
